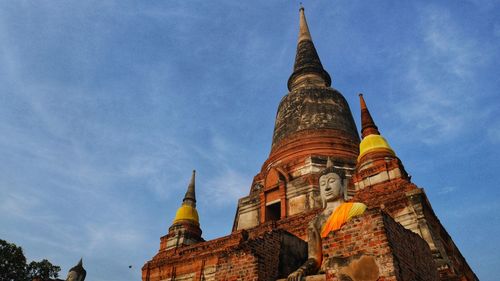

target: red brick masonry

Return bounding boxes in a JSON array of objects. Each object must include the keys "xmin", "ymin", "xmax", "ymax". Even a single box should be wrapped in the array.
[{"xmin": 322, "ymin": 209, "xmax": 439, "ymax": 281}]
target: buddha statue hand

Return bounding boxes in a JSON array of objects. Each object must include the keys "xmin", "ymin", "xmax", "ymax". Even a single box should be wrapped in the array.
[{"xmin": 287, "ymin": 258, "xmax": 319, "ymax": 281}]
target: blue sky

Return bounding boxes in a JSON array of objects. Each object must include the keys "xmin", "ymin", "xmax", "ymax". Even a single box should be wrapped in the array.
[{"xmin": 0, "ymin": 1, "xmax": 499, "ymax": 280}]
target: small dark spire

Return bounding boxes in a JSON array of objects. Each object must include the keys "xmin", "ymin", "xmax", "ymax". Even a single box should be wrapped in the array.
[
  {"xmin": 326, "ymin": 157, "xmax": 333, "ymax": 168},
  {"xmin": 68, "ymin": 258, "xmax": 86, "ymax": 279},
  {"xmin": 69, "ymin": 258, "xmax": 84, "ymax": 272},
  {"xmin": 288, "ymin": 6, "xmax": 331, "ymax": 91},
  {"xmin": 183, "ymin": 170, "xmax": 196, "ymax": 206},
  {"xmin": 359, "ymin": 94, "xmax": 381, "ymax": 138}
]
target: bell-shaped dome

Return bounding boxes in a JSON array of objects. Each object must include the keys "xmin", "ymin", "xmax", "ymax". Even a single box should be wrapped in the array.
[
  {"xmin": 358, "ymin": 134, "xmax": 395, "ymax": 161},
  {"xmin": 265, "ymin": 7, "xmax": 360, "ymax": 170},
  {"xmin": 173, "ymin": 204, "xmax": 200, "ymax": 226}
]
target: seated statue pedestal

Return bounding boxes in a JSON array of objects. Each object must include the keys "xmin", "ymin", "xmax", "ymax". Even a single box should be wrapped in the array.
[{"xmin": 318, "ymin": 209, "xmax": 439, "ymax": 281}]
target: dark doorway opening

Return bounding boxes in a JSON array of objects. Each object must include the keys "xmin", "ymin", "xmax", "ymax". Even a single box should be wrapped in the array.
[{"xmin": 266, "ymin": 202, "xmax": 281, "ymax": 221}]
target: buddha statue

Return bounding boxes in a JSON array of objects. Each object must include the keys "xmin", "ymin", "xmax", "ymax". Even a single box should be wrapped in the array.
[{"xmin": 288, "ymin": 165, "xmax": 366, "ymax": 281}]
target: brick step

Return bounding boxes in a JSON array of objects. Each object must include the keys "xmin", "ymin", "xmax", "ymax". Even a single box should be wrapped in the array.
[{"xmin": 276, "ymin": 273, "xmax": 325, "ymax": 281}]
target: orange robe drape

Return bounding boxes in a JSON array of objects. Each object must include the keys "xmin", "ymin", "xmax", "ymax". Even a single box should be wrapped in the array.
[{"xmin": 320, "ymin": 202, "xmax": 367, "ymax": 238}]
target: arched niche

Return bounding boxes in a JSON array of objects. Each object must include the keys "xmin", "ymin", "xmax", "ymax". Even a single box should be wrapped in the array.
[{"xmin": 264, "ymin": 167, "xmax": 288, "ymax": 189}]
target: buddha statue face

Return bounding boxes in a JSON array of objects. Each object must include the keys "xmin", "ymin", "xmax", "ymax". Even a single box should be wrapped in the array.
[{"xmin": 319, "ymin": 172, "xmax": 343, "ymax": 205}]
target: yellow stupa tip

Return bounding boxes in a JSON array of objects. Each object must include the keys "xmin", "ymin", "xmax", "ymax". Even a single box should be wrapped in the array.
[
  {"xmin": 173, "ymin": 204, "xmax": 199, "ymax": 226},
  {"xmin": 358, "ymin": 134, "xmax": 395, "ymax": 161}
]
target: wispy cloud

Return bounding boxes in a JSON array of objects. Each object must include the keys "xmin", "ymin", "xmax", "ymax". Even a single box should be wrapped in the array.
[
  {"xmin": 422, "ymin": 8, "xmax": 485, "ymax": 79},
  {"xmin": 0, "ymin": 192, "xmax": 43, "ymax": 220},
  {"xmin": 194, "ymin": 133, "xmax": 253, "ymax": 206},
  {"xmin": 437, "ymin": 186, "xmax": 457, "ymax": 195},
  {"xmin": 0, "ymin": 2, "xmax": 498, "ymax": 281},
  {"xmin": 443, "ymin": 201, "xmax": 500, "ymax": 219},
  {"xmin": 390, "ymin": 5, "xmax": 494, "ymax": 145},
  {"xmin": 84, "ymin": 222, "xmax": 143, "ymax": 255},
  {"xmin": 203, "ymin": 169, "xmax": 250, "ymax": 206},
  {"xmin": 0, "ymin": 5, "xmax": 196, "ymax": 279}
]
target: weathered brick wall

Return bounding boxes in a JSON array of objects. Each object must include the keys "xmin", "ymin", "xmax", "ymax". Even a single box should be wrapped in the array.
[
  {"xmin": 143, "ymin": 232, "xmax": 247, "ymax": 281},
  {"xmin": 354, "ymin": 183, "xmax": 478, "ymax": 281},
  {"xmin": 352, "ymin": 179, "xmax": 416, "ymax": 209},
  {"xmin": 209, "ymin": 231, "xmax": 284, "ymax": 281},
  {"xmin": 322, "ymin": 209, "xmax": 397, "ymax": 280},
  {"xmin": 143, "ymin": 230, "xmax": 306, "ymax": 281},
  {"xmin": 248, "ymin": 209, "xmax": 320, "ymax": 240},
  {"xmin": 214, "ymin": 250, "xmax": 259, "ymax": 281},
  {"xmin": 321, "ymin": 209, "xmax": 438, "ymax": 281},
  {"xmin": 418, "ymin": 195, "xmax": 478, "ymax": 281},
  {"xmin": 246, "ymin": 232, "xmax": 282, "ymax": 281},
  {"xmin": 213, "ymin": 231, "xmax": 306, "ymax": 281},
  {"xmin": 382, "ymin": 211, "xmax": 440, "ymax": 281}
]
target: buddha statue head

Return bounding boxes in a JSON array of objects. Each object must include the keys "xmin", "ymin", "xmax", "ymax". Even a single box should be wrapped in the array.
[{"xmin": 319, "ymin": 166, "xmax": 348, "ymax": 208}]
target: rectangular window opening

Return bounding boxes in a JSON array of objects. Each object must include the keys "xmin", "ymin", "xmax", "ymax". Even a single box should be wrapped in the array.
[{"xmin": 265, "ymin": 202, "xmax": 281, "ymax": 222}]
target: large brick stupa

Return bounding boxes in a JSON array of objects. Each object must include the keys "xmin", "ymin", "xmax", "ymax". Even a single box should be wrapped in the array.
[{"xmin": 142, "ymin": 7, "xmax": 478, "ymax": 281}]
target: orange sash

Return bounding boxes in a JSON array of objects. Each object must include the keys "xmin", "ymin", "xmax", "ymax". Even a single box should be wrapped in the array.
[{"xmin": 320, "ymin": 202, "xmax": 366, "ymax": 238}]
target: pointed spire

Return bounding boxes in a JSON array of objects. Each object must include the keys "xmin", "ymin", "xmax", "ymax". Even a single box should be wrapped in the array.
[
  {"xmin": 298, "ymin": 6, "xmax": 312, "ymax": 42},
  {"xmin": 359, "ymin": 94, "xmax": 381, "ymax": 138},
  {"xmin": 172, "ymin": 170, "xmax": 200, "ymax": 226},
  {"xmin": 357, "ymin": 93, "xmax": 395, "ymax": 162},
  {"xmin": 326, "ymin": 157, "xmax": 333, "ymax": 168},
  {"xmin": 287, "ymin": 6, "xmax": 331, "ymax": 91},
  {"xmin": 183, "ymin": 170, "xmax": 196, "ymax": 206},
  {"xmin": 70, "ymin": 258, "xmax": 84, "ymax": 271},
  {"xmin": 68, "ymin": 258, "xmax": 86, "ymax": 277}
]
